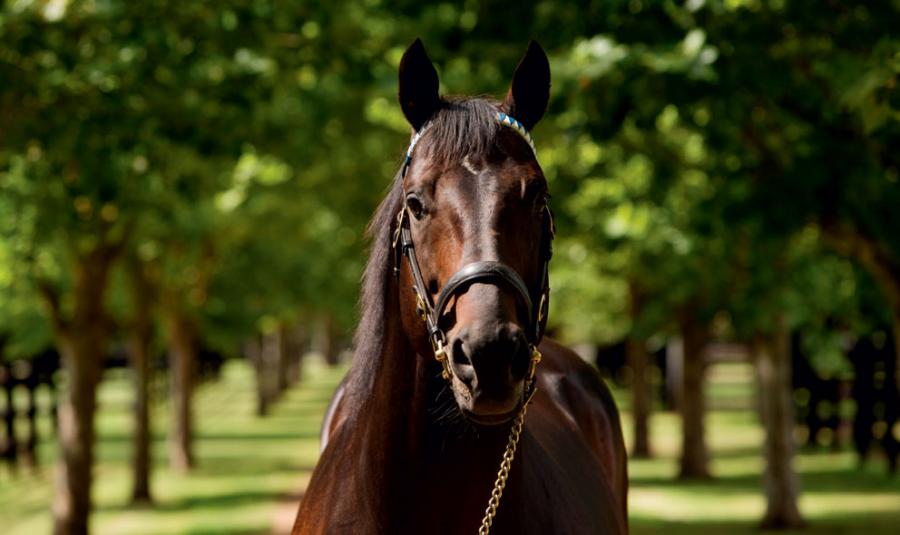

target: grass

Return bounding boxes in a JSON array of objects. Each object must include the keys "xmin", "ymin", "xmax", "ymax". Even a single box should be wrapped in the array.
[
  {"xmin": 1, "ymin": 359, "xmax": 898, "ymax": 534},
  {"xmin": 619, "ymin": 363, "xmax": 900, "ymax": 534},
  {"xmin": 1, "ymin": 359, "xmax": 344, "ymax": 535}
]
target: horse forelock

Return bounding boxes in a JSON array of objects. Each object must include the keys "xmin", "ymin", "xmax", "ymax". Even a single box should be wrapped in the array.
[{"xmin": 419, "ymin": 97, "xmax": 502, "ymax": 164}]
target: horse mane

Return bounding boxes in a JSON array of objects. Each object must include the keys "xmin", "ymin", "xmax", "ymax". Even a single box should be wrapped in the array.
[{"xmin": 343, "ymin": 96, "xmax": 503, "ymax": 415}]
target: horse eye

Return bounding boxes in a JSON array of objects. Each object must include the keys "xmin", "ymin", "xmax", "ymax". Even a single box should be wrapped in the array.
[{"xmin": 406, "ymin": 195, "xmax": 426, "ymax": 220}]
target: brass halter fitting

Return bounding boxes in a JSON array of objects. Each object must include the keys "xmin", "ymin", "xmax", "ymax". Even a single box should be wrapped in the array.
[
  {"xmin": 527, "ymin": 346, "xmax": 542, "ymax": 384},
  {"xmin": 432, "ymin": 337, "xmax": 452, "ymax": 380},
  {"xmin": 415, "ymin": 292, "xmax": 428, "ymax": 321},
  {"xmin": 523, "ymin": 346, "xmax": 542, "ymax": 406}
]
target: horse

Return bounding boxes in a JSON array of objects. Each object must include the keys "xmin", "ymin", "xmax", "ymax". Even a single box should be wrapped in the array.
[{"xmin": 293, "ymin": 39, "xmax": 628, "ymax": 535}]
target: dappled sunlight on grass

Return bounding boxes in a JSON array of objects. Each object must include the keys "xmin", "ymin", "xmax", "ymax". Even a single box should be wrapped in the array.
[
  {"xmin": 621, "ymin": 362, "xmax": 900, "ymax": 534},
  {"xmin": 2, "ymin": 360, "xmax": 898, "ymax": 533},
  {"xmin": 631, "ymin": 487, "xmax": 763, "ymax": 522},
  {"xmin": 0, "ymin": 359, "xmax": 345, "ymax": 535}
]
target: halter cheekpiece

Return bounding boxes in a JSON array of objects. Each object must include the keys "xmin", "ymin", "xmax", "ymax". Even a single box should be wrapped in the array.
[{"xmin": 392, "ymin": 111, "xmax": 554, "ymax": 399}]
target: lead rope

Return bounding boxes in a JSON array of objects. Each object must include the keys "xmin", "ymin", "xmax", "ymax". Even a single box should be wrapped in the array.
[{"xmin": 477, "ymin": 347, "xmax": 542, "ymax": 535}]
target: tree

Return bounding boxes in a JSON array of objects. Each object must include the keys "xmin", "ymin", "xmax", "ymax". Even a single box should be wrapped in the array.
[
  {"xmin": 544, "ymin": 1, "xmax": 896, "ymax": 525},
  {"xmin": 124, "ymin": 253, "xmax": 157, "ymax": 503},
  {"xmin": 0, "ymin": 0, "xmax": 342, "ymax": 528}
]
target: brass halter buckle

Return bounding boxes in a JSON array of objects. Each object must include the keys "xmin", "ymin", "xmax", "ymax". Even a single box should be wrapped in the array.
[
  {"xmin": 415, "ymin": 292, "xmax": 428, "ymax": 321},
  {"xmin": 432, "ymin": 336, "xmax": 451, "ymax": 380},
  {"xmin": 523, "ymin": 346, "xmax": 542, "ymax": 406},
  {"xmin": 392, "ymin": 208, "xmax": 406, "ymax": 250}
]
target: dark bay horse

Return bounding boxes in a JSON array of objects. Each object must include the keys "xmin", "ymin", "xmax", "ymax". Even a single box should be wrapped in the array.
[{"xmin": 294, "ymin": 40, "xmax": 627, "ymax": 534}]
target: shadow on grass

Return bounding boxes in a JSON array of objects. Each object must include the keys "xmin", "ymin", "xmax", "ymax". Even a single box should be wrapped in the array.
[
  {"xmin": 98, "ymin": 430, "xmax": 321, "ymax": 444},
  {"xmin": 176, "ymin": 528, "xmax": 264, "ymax": 535},
  {"xmin": 632, "ymin": 509, "xmax": 900, "ymax": 535},
  {"xmin": 189, "ymin": 459, "xmax": 318, "ymax": 477},
  {"xmin": 98, "ymin": 489, "xmax": 289, "ymax": 513},
  {"xmin": 631, "ymin": 447, "xmax": 900, "ymax": 490},
  {"xmin": 195, "ymin": 431, "xmax": 321, "ymax": 441},
  {"xmin": 632, "ymin": 463, "xmax": 900, "ymax": 494}
]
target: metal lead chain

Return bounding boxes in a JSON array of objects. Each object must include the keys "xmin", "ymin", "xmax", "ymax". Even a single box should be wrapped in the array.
[
  {"xmin": 477, "ymin": 394, "xmax": 531, "ymax": 535},
  {"xmin": 477, "ymin": 348, "xmax": 542, "ymax": 535}
]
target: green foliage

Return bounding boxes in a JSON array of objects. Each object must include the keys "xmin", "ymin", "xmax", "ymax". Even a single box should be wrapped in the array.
[
  {"xmin": 540, "ymin": 0, "xmax": 899, "ymax": 343},
  {"xmin": 1, "ymin": 0, "xmax": 897, "ymax": 358}
]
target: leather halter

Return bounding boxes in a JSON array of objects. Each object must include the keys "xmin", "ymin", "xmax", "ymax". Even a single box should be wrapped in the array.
[{"xmin": 391, "ymin": 112, "xmax": 554, "ymax": 385}]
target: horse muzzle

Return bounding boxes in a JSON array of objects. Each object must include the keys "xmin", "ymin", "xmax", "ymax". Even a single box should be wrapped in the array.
[{"xmin": 447, "ymin": 320, "xmax": 530, "ymax": 425}]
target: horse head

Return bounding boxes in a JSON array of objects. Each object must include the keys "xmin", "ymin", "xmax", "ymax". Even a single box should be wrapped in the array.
[{"xmin": 394, "ymin": 39, "xmax": 553, "ymax": 426}]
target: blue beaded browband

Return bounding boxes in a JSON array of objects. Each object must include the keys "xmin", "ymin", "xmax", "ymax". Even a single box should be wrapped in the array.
[{"xmin": 401, "ymin": 111, "xmax": 536, "ymax": 178}]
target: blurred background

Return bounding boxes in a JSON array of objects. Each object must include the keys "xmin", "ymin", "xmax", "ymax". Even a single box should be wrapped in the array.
[{"xmin": 1, "ymin": 0, "xmax": 898, "ymax": 534}]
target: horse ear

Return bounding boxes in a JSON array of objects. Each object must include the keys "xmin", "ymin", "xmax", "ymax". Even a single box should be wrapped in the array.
[
  {"xmin": 399, "ymin": 38, "xmax": 441, "ymax": 131},
  {"xmin": 503, "ymin": 41, "xmax": 551, "ymax": 130}
]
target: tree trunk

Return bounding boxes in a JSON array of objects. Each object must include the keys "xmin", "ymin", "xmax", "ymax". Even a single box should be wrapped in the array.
[
  {"xmin": 276, "ymin": 324, "xmax": 290, "ymax": 394},
  {"xmin": 248, "ymin": 335, "xmax": 271, "ymax": 417},
  {"xmin": 286, "ymin": 324, "xmax": 307, "ymax": 385},
  {"xmin": 256, "ymin": 330, "xmax": 281, "ymax": 413},
  {"xmin": 1, "ymin": 366, "xmax": 16, "ymax": 468},
  {"xmin": 322, "ymin": 314, "xmax": 341, "ymax": 367},
  {"xmin": 627, "ymin": 336, "xmax": 652, "ymax": 458},
  {"xmin": 752, "ymin": 317, "xmax": 805, "ymax": 529},
  {"xmin": 165, "ymin": 313, "xmax": 195, "ymax": 473},
  {"xmin": 679, "ymin": 314, "xmax": 711, "ymax": 479},
  {"xmin": 23, "ymin": 376, "xmax": 38, "ymax": 468},
  {"xmin": 127, "ymin": 259, "xmax": 155, "ymax": 504},
  {"xmin": 53, "ymin": 334, "xmax": 102, "ymax": 535},
  {"xmin": 46, "ymin": 249, "xmax": 115, "ymax": 535},
  {"xmin": 893, "ymin": 313, "xmax": 900, "ymax": 395},
  {"xmin": 249, "ymin": 337, "xmax": 264, "ymax": 416},
  {"xmin": 666, "ymin": 337, "xmax": 684, "ymax": 412}
]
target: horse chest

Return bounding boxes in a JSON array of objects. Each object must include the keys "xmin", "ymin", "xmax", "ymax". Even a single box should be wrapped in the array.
[{"xmin": 404, "ymin": 433, "xmax": 622, "ymax": 535}]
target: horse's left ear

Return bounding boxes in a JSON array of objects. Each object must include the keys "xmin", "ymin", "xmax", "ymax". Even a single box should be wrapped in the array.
[
  {"xmin": 399, "ymin": 38, "xmax": 441, "ymax": 131},
  {"xmin": 503, "ymin": 41, "xmax": 551, "ymax": 131}
]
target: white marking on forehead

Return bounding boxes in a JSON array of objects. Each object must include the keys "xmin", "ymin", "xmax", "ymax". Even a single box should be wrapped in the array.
[{"xmin": 461, "ymin": 154, "xmax": 482, "ymax": 176}]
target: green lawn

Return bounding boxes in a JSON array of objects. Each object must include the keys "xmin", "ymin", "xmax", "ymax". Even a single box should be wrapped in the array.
[
  {"xmin": 1, "ymin": 359, "xmax": 898, "ymax": 534},
  {"xmin": 620, "ymin": 363, "xmax": 900, "ymax": 534},
  {"xmin": 1, "ymin": 359, "xmax": 343, "ymax": 535}
]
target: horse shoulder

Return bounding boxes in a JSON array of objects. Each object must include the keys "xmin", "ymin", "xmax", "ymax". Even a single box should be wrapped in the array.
[
  {"xmin": 296, "ymin": 377, "xmax": 372, "ymax": 534},
  {"xmin": 536, "ymin": 337, "xmax": 629, "ymax": 523},
  {"xmin": 293, "ymin": 419, "xmax": 367, "ymax": 535}
]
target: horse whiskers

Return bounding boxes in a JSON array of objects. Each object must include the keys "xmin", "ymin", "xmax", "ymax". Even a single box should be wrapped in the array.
[{"xmin": 426, "ymin": 374, "xmax": 480, "ymax": 444}]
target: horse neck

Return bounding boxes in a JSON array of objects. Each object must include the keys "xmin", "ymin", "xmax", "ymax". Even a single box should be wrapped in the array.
[
  {"xmin": 349, "ymin": 329, "xmax": 510, "ymax": 529},
  {"xmin": 357, "ymin": 334, "xmax": 521, "ymax": 532},
  {"xmin": 360, "ymin": 328, "xmax": 430, "ymax": 459},
  {"xmin": 336, "ymin": 313, "xmax": 430, "ymax": 529}
]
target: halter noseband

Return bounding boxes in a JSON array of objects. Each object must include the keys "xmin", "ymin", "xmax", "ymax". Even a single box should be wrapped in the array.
[{"xmin": 392, "ymin": 111, "xmax": 554, "ymax": 397}]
